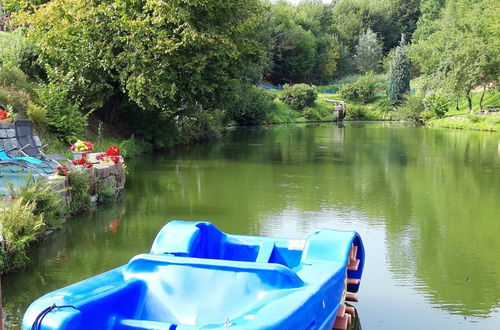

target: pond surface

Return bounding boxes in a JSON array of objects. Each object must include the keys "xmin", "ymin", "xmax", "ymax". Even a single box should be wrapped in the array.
[{"xmin": 4, "ymin": 122, "xmax": 500, "ymax": 329}]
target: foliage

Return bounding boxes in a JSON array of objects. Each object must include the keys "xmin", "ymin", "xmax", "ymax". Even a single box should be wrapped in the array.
[
  {"xmin": 341, "ymin": 73, "xmax": 376, "ymax": 103},
  {"xmin": 26, "ymin": 101, "xmax": 48, "ymax": 126},
  {"xmin": 303, "ymin": 107, "xmax": 322, "ymax": 121},
  {"xmin": 428, "ymin": 113, "xmax": 500, "ymax": 131},
  {"xmin": 279, "ymin": 84, "xmax": 317, "ymax": 110},
  {"xmin": 387, "ymin": 36, "xmax": 411, "ymax": 105},
  {"xmin": 0, "ymin": 198, "xmax": 44, "ymax": 272},
  {"xmin": 97, "ymin": 181, "xmax": 118, "ymax": 205},
  {"xmin": 355, "ymin": 29, "xmax": 383, "ymax": 73},
  {"xmin": 347, "ymin": 105, "xmax": 367, "ymax": 120},
  {"xmin": 17, "ymin": 0, "xmax": 271, "ymax": 144},
  {"xmin": 68, "ymin": 170, "xmax": 91, "ymax": 214},
  {"xmin": 411, "ymin": 0, "xmax": 499, "ymax": 112},
  {"xmin": 228, "ymin": 85, "xmax": 277, "ymax": 125},
  {"xmin": 0, "ymin": 66, "xmax": 33, "ymax": 117},
  {"xmin": 423, "ymin": 93, "xmax": 450, "ymax": 118},
  {"xmin": 413, "ymin": 0, "xmax": 445, "ymax": 42},
  {"xmin": 38, "ymin": 81, "xmax": 88, "ymax": 142},
  {"xmin": 393, "ymin": 94, "xmax": 425, "ymax": 123}
]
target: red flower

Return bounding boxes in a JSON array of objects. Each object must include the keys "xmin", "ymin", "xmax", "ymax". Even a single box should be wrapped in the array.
[
  {"xmin": 0, "ymin": 110, "xmax": 8, "ymax": 120},
  {"xmin": 106, "ymin": 145, "xmax": 120, "ymax": 156}
]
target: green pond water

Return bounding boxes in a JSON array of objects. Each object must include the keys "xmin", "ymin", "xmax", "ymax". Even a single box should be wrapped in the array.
[{"xmin": 3, "ymin": 122, "xmax": 500, "ymax": 329}]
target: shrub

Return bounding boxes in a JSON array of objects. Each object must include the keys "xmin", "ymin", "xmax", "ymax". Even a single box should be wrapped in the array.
[
  {"xmin": 68, "ymin": 170, "xmax": 91, "ymax": 214},
  {"xmin": 176, "ymin": 109, "xmax": 225, "ymax": 144},
  {"xmin": 423, "ymin": 93, "xmax": 450, "ymax": 118},
  {"xmin": 27, "ymin": 101, "xmax": 49, "ymax": 127},
  {"xmin": 0, "ymin": 66, "xmax": 34, "ymax": 116},
  {"xmin": 355, "ymin": 74, "xmax": 376, "ymax": 103},
  {"xmin": 303, "ymin": 107, "xmax": 322, "ymax": 121},
  {"xmin": 340, "ymin": 73, "xmax": 376, "ymax": 104},
  {"xmin": 120, "ymin": 137, "xmax": 153, "ymax": 158},
  {"xmin": 340, "ymin": 83, "xmax": 357, "ymax": 100},
  {"xmin": 394, "ymin": 94, "xmax": 425, "ymax": 123},
  {"xmin": 38, "ymin": 82, "xmax": 88, "ymax": 142},
  {"xmin": 347, "ymin": 105, "xmax": 367, "ymax": 120},
  {"xmin": 15, "ymin": 178, "xmax": 64, "ymax": 225},
  {"xmin": 279, "ymin": 84, "xmax": 317, "ymax": 110},
  {"xmin": 97, "ymin": 181, "xmax": 118, "ymax": 204},
  {"xmin": 467, "ymin": 114, "xmax": 483, "ymax": 123},
  {"xmin": 0, "ymin": 198, "xmax": 45, "ymax": 272},
  {"xmin": 228, "ymin": 85, "xmax": 277, "ymax": 125}
]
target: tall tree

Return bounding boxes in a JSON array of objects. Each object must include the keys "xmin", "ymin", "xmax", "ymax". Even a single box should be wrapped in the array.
[
  {"xmin": 354, "ymin": 28, "xmax": 382, "ymax": 73},
  {"xmin": 413, "ymin": 0, "xmax": 446, "ymax": 42},
  {"xmin": 387, "ymin": 35, "xmax": 411, "ymax": 105}
]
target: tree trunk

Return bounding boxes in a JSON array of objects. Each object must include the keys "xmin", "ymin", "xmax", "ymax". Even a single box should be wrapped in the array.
[
  {"xmin": 455, "ymin": 96, "xmax": 460, "ymax": 111},
  {"xmin": 467, "ymin": 92, "xmax": 473, "ymax": 114},
  {"xmin": 479, "ymin": 85, "xmax": 487, "ymax": 110}
]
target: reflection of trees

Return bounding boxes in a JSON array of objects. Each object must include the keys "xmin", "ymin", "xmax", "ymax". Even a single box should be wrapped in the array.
[{"xmin": 4, "ymin": 123, "xmax": 500, "ymax": 327}]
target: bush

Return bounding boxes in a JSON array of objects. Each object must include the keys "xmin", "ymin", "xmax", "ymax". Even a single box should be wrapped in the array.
[
  {"xmin": 228, "ymin": 85, "xmax": 277, "ymax": 125},
  {"xmin": 120, "ymin": 137, "xmax": 153, "ymax": 158},
  {"xmin": 14, "ymin": 178, "xmax": 64, "ymax": 225},
  {"xmin": 0, "ymin": 198, "xmax": 45, "ymax": 272},
  {"xmin": 340, "ymin": 73, "xmax": 376, "ymax": 104},
  {"xmin": 423, "ymin": 93, "xmax": 450, "ymax": 118},
  {"xmin": 347, "ymin": 105, "xmax": 367, "ymax": 120},
  {"xmin": 97, "ymin": 181, "xmax": 118, "ymax": 204},
  {"xmin": 303, "ymin": 107, "xmax": 322, "ymax": 121},
  {"xmin": 340, "ymin": 83, "xmax": 357, "ymax": 100},
  {"xmin": 176, "ymin": 109, "xmax": 225, "ymax": 144},
  {"xmin": 355, "ymin": 74, "xmax": 376, "ymax": 103},
  {"xmin": 394, "ymin": 94, "xmax": 425, "ymax": 123},
  {"xmin": 68, "ymin": 170, "xmax": 91, "ymax": 214},
  {"xmin": 279, "ymin": 84, "xmax": 317, "ymax": 110},
  {"xmin": 27, "ymin": 101, "xmax": 49, "ymax": 127},
  {"xmin": 467, "ymin": 114, "xmax": 484, "ymax": 123},
  {"xmin": 38, "ymin": 82, "xmax": 88, "ymax": 142},
  {"xmin": 0, "ymin": 66, "xmax": 34, "ymax": 116}
]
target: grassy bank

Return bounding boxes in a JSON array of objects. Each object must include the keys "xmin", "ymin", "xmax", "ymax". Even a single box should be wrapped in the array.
[
  {"xmin": 427, "ymin": 89, "xmax": 500, "ymax": 131},
  {"xmin": 266, "ymin": 90, "xmax": 388, "ymax": 124},
  {"xmin": 428, "ymin": 113, "xmax": 500, "ymax": 132}
]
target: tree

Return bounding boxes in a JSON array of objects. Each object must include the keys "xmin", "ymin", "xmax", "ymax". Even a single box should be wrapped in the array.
[
  {"xmin": 387, "ymin": 35, "xmax": 410, "ymax": 105},
  {"xmin": 411, "ymin": 0, "xmax": 500, "ymax": 112},
  {"xmin": 413, "ymin": 0, "xmax": 445, "ymax": 42},
  {"xmin": 354, "ymin": 28, "xmax": 382, "ymax": 73},
  {"xmin": 19, "ymin": 0, "xmax": 271, "ymax": 142}
]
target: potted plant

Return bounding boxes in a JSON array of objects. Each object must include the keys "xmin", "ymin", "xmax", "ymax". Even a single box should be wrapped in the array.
[
  {"xmin": 70, "ymin": 140, "xmax": 94, "ymax": 159},
  {"xmin": 0, "ymin": 105, "xmax": 15, "ymax": 124},
  {"xmin": 97, "ymin": 145, "xmax": 121, "ymax": 165}
]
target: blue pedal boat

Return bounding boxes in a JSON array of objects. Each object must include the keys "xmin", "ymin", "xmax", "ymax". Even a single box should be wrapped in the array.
[{"xmin": 22, "ymin": 221, "xmax": 365, "ymax": 330}]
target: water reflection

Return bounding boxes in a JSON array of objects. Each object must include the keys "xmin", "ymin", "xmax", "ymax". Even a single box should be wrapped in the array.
[{"xmin": 3, "ymin": 123, "xmax": 500, "ymax": 329}]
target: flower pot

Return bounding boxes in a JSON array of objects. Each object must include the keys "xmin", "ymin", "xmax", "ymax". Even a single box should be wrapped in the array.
[
  {"xmin": 0, "ymin": 118, "xmax": 12, "ymax": 124},
  {"xmin": 72, "ymin": 151, "xmax": 85, "ymax": 160}
]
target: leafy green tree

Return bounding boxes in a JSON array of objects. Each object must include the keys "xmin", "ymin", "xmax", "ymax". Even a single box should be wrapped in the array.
[
  {"xmin": 387, "ymin": 35, "xmax": 410, "ymax": 105},
  {"xmin": 20, "ymin": 0, "xmax": 270, "ymax": 143},
  {"xmin": 411, "ymin": 0, "xmax": 499, "ymax": 112},
  {"xmin": 355, "ymin": 28, "xmax": 382, "ymax": 73},
  {"xmin": 413, "ymin": 0, "xmax": 445, "ymax": 42}
]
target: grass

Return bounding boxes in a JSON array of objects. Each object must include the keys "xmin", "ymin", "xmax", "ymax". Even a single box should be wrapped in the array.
[
  {"xmin": 427, "ymin": 89, "xmax": 500, "ymax": 131},
  {"xmin": 266, "ymin": 91, "xmax": 388, "ymax": 123},
  {"xmin": 428, "ymin": 113, "xmax": 500, "ymax": 131},
  {"xmin": 443, "ymin": 89, "xmax": 500, "ymax": 116}
]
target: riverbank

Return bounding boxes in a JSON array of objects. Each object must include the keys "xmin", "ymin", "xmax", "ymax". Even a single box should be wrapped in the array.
[
  {"xmin": 428, "ymin": 113, "xmax": 500, "ymax": 132},
  {"xmin": 0, "ymin": 154, "xmax": 126, "ymax": 274}
]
